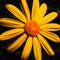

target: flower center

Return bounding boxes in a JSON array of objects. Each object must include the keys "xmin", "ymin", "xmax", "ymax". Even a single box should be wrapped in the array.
[{"xmin": 25, "ymin": 20, "xmax": 40, "ymax": 36}]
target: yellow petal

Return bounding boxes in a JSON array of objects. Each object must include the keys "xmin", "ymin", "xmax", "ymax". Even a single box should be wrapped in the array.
[
  {"xmin": 40, "ymin": 23, "xmax": 60, "ymax": 31},
  {"xmin": 40, "ymin": 31, "xmax": 60, "ymax": 42},
  {"xmin": 6, "ymin": 4, "xmax": 27, "ymax": 23},
  {"xmin": 0, "ymin": 28, "xmax": 24, "ymax": 40},
  {"xmin": 37, "ymin": 34, "xmax": 54, "ymax": 55},
  {"xmin": 40, "ymin": 23, "xmax": 60, "ymax": 29},
  {"xmin": 0, "ymin": 18, "xmax": 24, "ymax": 28},
  {"xmin": 32, "ymin": 0, "xmax": 39, "ymax": 20},
  {"xmin": 34, "ymin": 3, "xmax": 47, "ymax": 22},
  {"xmin": 21, "ymin": 36, "xmax": 32, "ymax": 59},
  {"xmin": 7, "ymin": 33, "xmax": 27, "ymax": 52},
  {"xmin": 21, "ymin": 0, "xmax": 30, "ymax": 20},
  {"xmin": 41, "ymin": 29, "xmax": 60, "ymax": 31},
  {"xmin": 19, "ymin": 2, "xmax": 25, "ymax": 16},
  {"xmin": 39, "ymin": 12, "xmax": 58, "ymax": 25},
  {"xmin": 33, "ymin": 37, "xmax": 42, "ymax": 60}
]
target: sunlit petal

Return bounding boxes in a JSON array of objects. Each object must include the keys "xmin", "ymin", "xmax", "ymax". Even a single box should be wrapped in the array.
[
  {"xmin": 21, "ymin": 0, "xmax": 30, "ymax": 20},
  {"xmin": 0, "ymin": 18, "xmax": 24, "ymax": 28},
  {"xmin": 34, "ymin": 3, "xmax": 47, "ymax": 23},
  {"xmin": 33, "ymin": 37, "xmax": 42, "ymax": 60},
  {"xmin": 6, "ymin": 4, "xmax": 27, "ymax": 23},
  {"xmin": 21, "ymin": 36, "xmax": 32, "ymax": 59},
  {"xmin": 32, "ymin": 0, "xmax": 39, "ymax": 20},
  {"xmin": 37, "ymin": 34, "xmax": 54, "ymax": 55},
  {"xmin": 40, "ymin": 31, "xmax": 60, "ymax": 42},
  {"xmin": 40, "ymin": 23, "xmax": 60, "ymax": 31},
  {"xmin": 0, "ymin": 28, "xmax": 24, "ymax": 40},
  {"xmin": 39, "ymin": 12, "xmax": 58, "ymax": 25},
  {"xmin": 7, "ymin": 33, "xmax": 27, "ymax": 52}
]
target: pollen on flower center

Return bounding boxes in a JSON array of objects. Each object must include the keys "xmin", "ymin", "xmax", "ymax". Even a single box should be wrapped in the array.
[{"xmin": 25, "ymin": 20, "xmax": 40, "ymax": 36}]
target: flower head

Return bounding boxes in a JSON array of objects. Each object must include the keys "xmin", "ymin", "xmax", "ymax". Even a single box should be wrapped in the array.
[
  {"xmin": 0, "ymin": 0, "xmax": 60, "ymax": 60},
  {"xmin": 25, "ymin": 20, "xmax": 40, "ymax": 36}
]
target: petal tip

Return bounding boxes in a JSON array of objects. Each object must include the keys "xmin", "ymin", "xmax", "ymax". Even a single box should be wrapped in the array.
[
  {"xmin": 42, "ymin": 3, "xmax": 47, "ymax": 7},
  {"xmin": 6, "ymin": 4, "xmax": 10, "ymax": 7},
  {"xmin": 53, "ymin": 12, "xmax": 58, "ymax": 17},
  {"xmin": 52, "ymin": 52, "xmax": 55, "ymax": 56},
  {"xmin": 6, "ymin": 4, "xmax": 12, "ymax": 8}
]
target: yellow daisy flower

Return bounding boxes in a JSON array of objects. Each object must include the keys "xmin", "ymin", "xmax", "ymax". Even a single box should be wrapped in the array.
[{"xmin": 0, "ymin": 0, "xmax": 60, "ymax": 60}]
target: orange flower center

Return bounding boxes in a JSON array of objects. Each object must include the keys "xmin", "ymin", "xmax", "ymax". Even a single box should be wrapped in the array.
[{"xmin": 25, "ymin": 20, "xmax": 40, "ymax": 36}]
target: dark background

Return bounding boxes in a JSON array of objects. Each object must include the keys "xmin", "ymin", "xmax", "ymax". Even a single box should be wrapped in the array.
[{"xmin": 0, "ymin": 0, "xmax": 60, "ymax": 60}]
